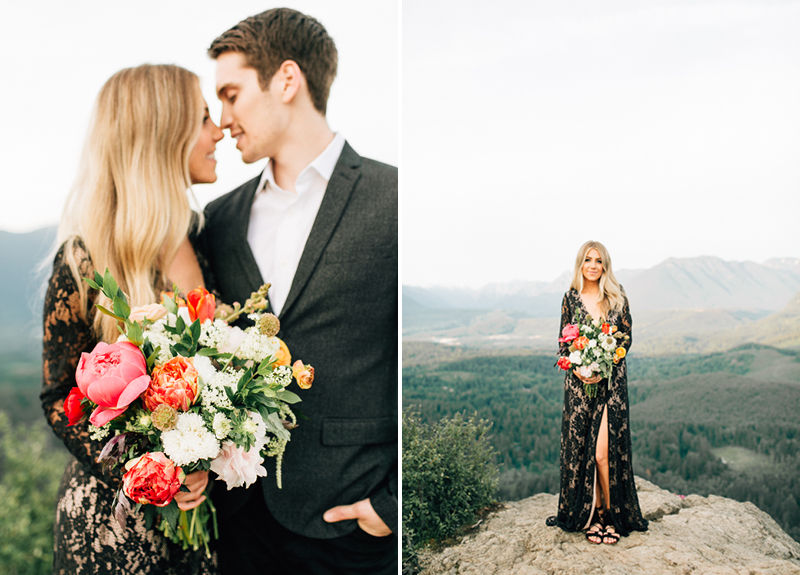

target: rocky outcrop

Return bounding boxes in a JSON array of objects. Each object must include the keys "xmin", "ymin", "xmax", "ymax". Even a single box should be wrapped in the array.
[{"xmin": 417, "ymin": 478, "xmax": 800, "ymax": 575}]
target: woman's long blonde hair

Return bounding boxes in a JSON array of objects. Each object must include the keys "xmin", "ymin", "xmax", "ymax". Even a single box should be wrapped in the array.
[
  {"xmin": 57, "ymin": 64, "xmax": 204, "ymax": 342},
  {"xmin": 569, "ymin": 240, "xmax": 624, "ymax": 319}
]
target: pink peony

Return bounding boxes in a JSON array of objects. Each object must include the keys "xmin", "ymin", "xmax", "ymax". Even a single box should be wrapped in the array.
[
  {"xmin": 558, "ymin": 324, "xmax": 580, "ymax": 343},
  {"xmin": 209, "ymin": 441, "xmax": 267, "ymax": 490},
  {"xmin": 122, "ymin": 452, "xmax": 184, "ymax": 506},
  {"xmin": 75, "ymin": 341, "xmax": 151, "ymax": 426},
  {"xmin": 143, "ymin": 356, "xmax": 198, "ymax": 412}
]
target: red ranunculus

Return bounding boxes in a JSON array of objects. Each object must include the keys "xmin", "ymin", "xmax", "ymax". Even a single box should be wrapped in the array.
[
  {"xmin": 75, "ymin": 341, "xmax": 151, "ymax": 426},
  {"xmin": 558, "ymin": 324, "xmax": 580, "ymax": 343},
  {"xmin": 122, "ymin": 452, "xmax": 184, "ymax": 507},
  {"xmin": 556, "ymin": 357, "xmax": 572, "ymax": 371},
  {"xmin": 186, "ymin": 287, "xmax": 215, "ymax": 323},
  {"xmin": 64, "ymin": 387, "xmax": 86, "ymax": 426},
  {"xmin": 143, "ymin": 356, "xmax": 198, "ymax": 412},
  {"xmin": 601, "ymin": 323, "xmax": 611, "ymax": 335}
]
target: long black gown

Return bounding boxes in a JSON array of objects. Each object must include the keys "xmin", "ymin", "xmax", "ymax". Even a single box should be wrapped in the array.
[{"xmin": 547, "ymin": 288, "xmax": 648, "ymax": 537}]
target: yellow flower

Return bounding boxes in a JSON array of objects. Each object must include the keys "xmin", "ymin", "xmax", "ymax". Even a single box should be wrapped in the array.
[
  {"xmin": 292, "ymin": 360, "xmax": 315, "ymax": 390},
  {"xmin": 275, "ymin": 338, "xmax": 292, "ymax": 367},
  {"xmin": 615, "ymin": 347, "xmax": 626, "ymax": 359}
]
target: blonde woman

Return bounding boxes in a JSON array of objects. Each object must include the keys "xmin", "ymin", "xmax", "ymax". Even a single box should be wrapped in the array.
[
  {"xmin": 546, "ymin": 241, "xmax": 648, "ymax": 544},
  {"xmin": 41, "ymin": 65, "xmax": 222, "ymax": 574}
]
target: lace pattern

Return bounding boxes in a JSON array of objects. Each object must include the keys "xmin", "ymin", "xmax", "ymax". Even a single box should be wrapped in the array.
[
  {"xmin": 41, "ymin": 238, "xmax": 216, "ymax": 574},
  {"xmin": 547, "ymin": 288, "xmax": 648, "ymax": 537}
]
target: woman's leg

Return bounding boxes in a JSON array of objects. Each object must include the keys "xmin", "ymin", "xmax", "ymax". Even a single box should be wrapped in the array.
[{"xmin": 595, "ymin": 405, "xmax": 611, "ymax": 513}]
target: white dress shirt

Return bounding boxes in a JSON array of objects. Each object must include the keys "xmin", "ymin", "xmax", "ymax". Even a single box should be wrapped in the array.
[{"xmin": 247, "ymin": 133, "xmax": 346, "ymax": 316}]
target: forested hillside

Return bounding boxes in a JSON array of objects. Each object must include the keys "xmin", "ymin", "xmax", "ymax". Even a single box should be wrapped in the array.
[{"xmin": 402, "ymin": 343, "xmax": 800, "ymax": 541}]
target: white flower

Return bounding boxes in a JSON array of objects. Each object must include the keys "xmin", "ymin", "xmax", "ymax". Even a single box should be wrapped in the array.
[
  {"xmin": 88, "ymin": 424, "xmax": 111, "ymax": 441},
  {"xmin": 237, "ymin": 331, "xmax": 280, "ymax": 363},
  {"xmin": 219, "ymin": 327, "xmax": 247, "ymax": 354},
  {"xmin": 161, "ymin": 412, "xmax": 220, "ymax": 466},
  {"xmin": 599, "ymin": 334, "xmax": 617, "ymax": 351},
  {"xmin": 177, "ymin": 307, "xmax": 192, "ymax": 324},
  {"xmin": 587, "ymin": 339, "xmax": 597, "ymax": 349},
  {"xmin": 210, "ymin": 441, "xmax": 267, "ymax": 490},
  {"xmin": 199, "ymin": 320, "xmax": 231, "ymax": 350},
  {"xmin": 577, "ymin": 365, "xmax": 594, "ymax": 379},
  {"xmin": 264, "ymin": 364, "xmax": 293, "ymax": 388},
  {"xmin": 193, "ymin": 355, "xmax": 218, "ymax": 386},
  {"xmin": 568, "ymin": 351, "xmax": 583, "ymax": 365},
  {"xmin": 212, "ymin": 413, "xmax": 232, "ymax": 440},
  {"xmin": 248, "ymin": 411, "xmax": 268, "ymax": 450},
  {"xmin": 143, "ymin": 331, "xmax": 176, "ymax": 364},
  {"xmin": 200, "ymin": 370, "xmax": 238, "ymax": 412}
]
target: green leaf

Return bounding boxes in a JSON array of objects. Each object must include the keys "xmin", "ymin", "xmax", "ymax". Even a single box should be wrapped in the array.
[
  {"xmin": 275, "ymin": 390, "xmax": 302, "ymax": 404},
  {"xmin": 163, "ymin": 296, "xmax": 178, "ymax": 315},
  {"xmin": 224, "ymin": 385, "xmax": 236, "ymax": 405},
  {"xmin": 264, "ymin": 411, "xmax": 291, "ymax": 441},
  {"xmin": 113, "ymin": 296, "xmax": 131, "ymax": 320},
  {"xmin": 175, "ymin": 315, "xmax": 185, "ymax": 334},
  {"xmin": 143, "ymin": 504, "xmax": 158, "ymax": 530},
  {"xmin": 95, "ymin": 304, "xmax": 124, "ymax": 322},
  {"xmin": 237, "ymin": 367, "xmax": 254, "ymax": 393},
  {"xmin": 102, "ymin": 269, "xmax": 119, "ymax": 300},
  {"xmin": 83, "ymin": 277, "xmax": 102, "ymax": 290},
  {"xmin": 146, "ymin": 346, "xmax": 161, "ymax": 370},
  {"xmin": 190, "ymin": 320, "xmax": 201, "ymax": 344},
  {"xmin": 160, "ymin": 500, "xmax": 180, "ymax": 531},
  {"xmin": 126, "ymin": 321, "xmax": 144, "ymax": 346},
  {"xmin": 195, "ymin": 347, "xmax": 218, "ymax": 357}
]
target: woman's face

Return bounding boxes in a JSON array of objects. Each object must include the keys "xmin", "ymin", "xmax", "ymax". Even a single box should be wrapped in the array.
[
  {"xmin": 189, "ymin": 103, "xmax": 224, "ymax": 184},
  {"xmin": 582, "ymin": 248, "xmax": 604, "ymax": 283}
]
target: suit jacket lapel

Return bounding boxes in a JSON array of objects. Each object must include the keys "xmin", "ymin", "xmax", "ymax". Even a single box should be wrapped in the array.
[
  {"xmin": 279, "ymin": 142, "xmax": 361, "ymax": 319},
  {"xmin": 229, "ymin": 176, "xmax": 266, "ymax": 296}
]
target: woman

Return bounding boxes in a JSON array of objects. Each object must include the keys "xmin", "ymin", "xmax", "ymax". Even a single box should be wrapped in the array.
[
  {"xmin": 547, "ymin": 240, "xmax": 648, "ymax": 544},
  {"xmin": 41, "ymin": 65, "xmax": 223, "ymax": 574}
]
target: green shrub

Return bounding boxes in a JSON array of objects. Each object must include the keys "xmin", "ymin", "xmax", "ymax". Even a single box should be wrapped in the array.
[
  {"xmin": 0, "ymin": 411, "xmax": 68, "ymax": 575},
  {"xmin": 402, "ymin": 408, "xmax": 498, "ymax": 550}
]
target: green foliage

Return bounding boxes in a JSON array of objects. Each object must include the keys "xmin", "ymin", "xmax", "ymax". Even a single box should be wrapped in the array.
[
  {"xmin": 0, "ymin": 411, "xmax": 68, "ymax": 575},
  {"xmin": 403, "ymin": 345, "xmax": 800, "ymax": 543},
  {"xmin": 402, "ymin": 409, "xmax": 498, "ymax": 552}
]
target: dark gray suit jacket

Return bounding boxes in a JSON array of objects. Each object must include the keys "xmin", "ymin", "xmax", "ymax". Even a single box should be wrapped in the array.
[{"xmin": 199, "ymin": 142, "xmax": 397, "ymax": 539}]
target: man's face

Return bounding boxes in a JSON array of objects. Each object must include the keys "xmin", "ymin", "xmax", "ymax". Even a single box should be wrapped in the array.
[{"xmin": 215, "ymin": 52, "xmax": 287, "ymax": 164}]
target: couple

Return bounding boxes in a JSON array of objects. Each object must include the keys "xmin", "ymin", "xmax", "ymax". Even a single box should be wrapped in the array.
[{"xmin": 41, "ymin": 8, "xmax": 397, "ymax": 575}]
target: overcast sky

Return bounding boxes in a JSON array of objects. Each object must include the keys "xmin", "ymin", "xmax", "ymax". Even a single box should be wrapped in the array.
[
  {"xmin": 1, "ymin": 0, "xmax": 397, "ymax": 233},
  {"xmin": 403, "ymin": 0, "xmax": 800, "ymax": 286}
]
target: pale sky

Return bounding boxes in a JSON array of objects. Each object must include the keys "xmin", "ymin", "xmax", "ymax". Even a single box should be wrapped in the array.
[
  {"xmin": 403, "ymin": 0, "xmax": 800, "ymax": 286},
  {"xmin": 1, "ymin": 0, "xmax": 398, "ymax": 233}
]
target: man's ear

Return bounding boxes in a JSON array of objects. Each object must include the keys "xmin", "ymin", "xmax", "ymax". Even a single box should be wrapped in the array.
[{"xmin": 276, "ymin": 60, "xmax": 302, "ymax": 104}]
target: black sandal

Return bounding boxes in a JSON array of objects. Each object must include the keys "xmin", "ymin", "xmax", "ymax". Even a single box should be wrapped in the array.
[
  {"xmin": 602, "ymin": 525, "xmax": 620, "ymax": 545},
  {"xmin": 585, "ymin": 522, "xmax": 603, "ymax": 545}
]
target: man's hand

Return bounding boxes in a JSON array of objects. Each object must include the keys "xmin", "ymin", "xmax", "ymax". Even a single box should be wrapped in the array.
[
  {"xmin": 323, "ymin": 497, "xmax": 392, "ymax": 537},
  {"xmin": 174, "ymin": 470, "xmax": 209, "ymax": 511}
]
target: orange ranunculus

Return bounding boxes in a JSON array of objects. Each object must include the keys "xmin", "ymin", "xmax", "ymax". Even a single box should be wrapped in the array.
[
  {"xmin": 573, "ymin": 336, "xmax": 590, "ymax": 351},
  {"xmin": 611, "ymin": 325, "xmax": 618, "ymax": 333},
  {"xmin": 143, "ymin": 356, "xmax": 198, "ymax": 412},
  {"xmin": 275, "ymin": 338, "xmax": 292, "ymax": 367},
  {"xmin": 186, "ymin": 287, "xmax": 215, "ymax": 323},
  {"xmin": 292, "ymin": 360, "xmax": 314, "ymax": 390},
  {"xmin": 615, "ymin": 347, "xmax": 626, "ymax": 359},
  {"xmin": 122, "ymin": 452, "xmax": 184, "ymax": 507}
]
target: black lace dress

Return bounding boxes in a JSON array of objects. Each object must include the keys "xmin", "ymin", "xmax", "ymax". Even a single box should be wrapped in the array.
[
  {"xmin": 40, "ymin": 239, "xmax": 217, "ymax": 574},
  {"xmin": 546, "ymin": 288, "xmax": 648, "ymax": 537}
]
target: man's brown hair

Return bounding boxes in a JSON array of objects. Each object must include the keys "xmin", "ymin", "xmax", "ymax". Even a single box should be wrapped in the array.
[{"xmin": 208, "ymin": 8, "xmax": 338, "ymax": 115}]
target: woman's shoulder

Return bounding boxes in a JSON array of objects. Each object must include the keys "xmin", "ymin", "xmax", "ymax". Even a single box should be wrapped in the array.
[{"xmin": 51, "ymin": 236, "xmax": 95, "ymax": 288}]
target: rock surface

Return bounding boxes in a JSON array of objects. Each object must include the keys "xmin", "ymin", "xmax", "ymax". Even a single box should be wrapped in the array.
[{"xmin": 417, "ymin": 478, "xmax": 800, "ymax": 575}]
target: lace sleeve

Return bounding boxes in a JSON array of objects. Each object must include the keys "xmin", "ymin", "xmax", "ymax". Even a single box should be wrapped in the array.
[
  {"xmin": 618, "ymin": 292, "xmax": 633, "ymax": 353},
  {"xmin": 558, "ymin": 291, "xmax": 573, "ymax": 356},
  {"xmin": 40, "ymin": 240, "xmax": 122, "ymax": 487}
]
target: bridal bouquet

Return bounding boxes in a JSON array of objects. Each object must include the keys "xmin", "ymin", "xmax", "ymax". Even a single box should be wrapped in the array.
[
  {"xmin": 63, "ymin": 270, "xmax": 314, "ymax": 556},
  {"xmin": 556, "ymin": 313, "xmax": 628, "ymax": 398}
]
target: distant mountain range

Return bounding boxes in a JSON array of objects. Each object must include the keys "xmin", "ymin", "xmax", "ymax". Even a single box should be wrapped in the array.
[
  {"xmin": 406, "ymin": 256, "xmax": 800, "ymax": 315},
  {"xmin": 404, "ymin": 255, "xmax": 800, "ymax": 355}
]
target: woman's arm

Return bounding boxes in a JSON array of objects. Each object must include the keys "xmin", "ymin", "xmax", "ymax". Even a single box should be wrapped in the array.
[
  {"xmin": 40, "ymin": 243, "xmax": 122, "ymax": 485},
  {"xmin": 618, "ymin": 294, "xmax": 633, "ymax": 353},
  {"xmin": 558, "ymin": 292, "xmax": 572, "ymax": 357}
]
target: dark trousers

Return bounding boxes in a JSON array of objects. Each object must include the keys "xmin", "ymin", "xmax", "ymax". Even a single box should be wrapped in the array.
[{"xmin": 215, "ymin": 485, "xmax": 397, "ymax": 575}]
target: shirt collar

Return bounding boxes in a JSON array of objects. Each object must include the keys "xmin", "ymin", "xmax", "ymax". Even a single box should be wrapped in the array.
[{"xmin": 256, "ymin": 132, "xmax": 346, "ymax": 194}]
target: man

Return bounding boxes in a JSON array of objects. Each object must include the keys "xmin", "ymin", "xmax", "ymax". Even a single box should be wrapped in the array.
[{"xmin": 199, "ymin": 8, "xmax": 397, "ymax": 575}]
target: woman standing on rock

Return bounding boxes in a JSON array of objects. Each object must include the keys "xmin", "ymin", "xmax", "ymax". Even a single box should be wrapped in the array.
[{"xmin": 546, "ymin": 240, "xmax": 648, "ymax": 544}]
